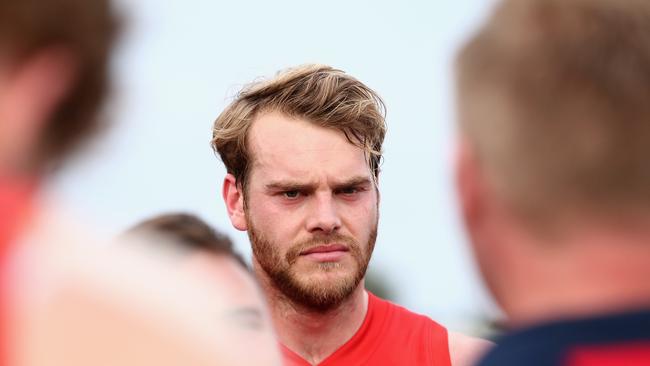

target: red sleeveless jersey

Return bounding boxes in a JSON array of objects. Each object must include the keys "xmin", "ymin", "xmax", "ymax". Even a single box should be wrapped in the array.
[{"xmin": 281, "ymin": 292, "xmax": 451, "ymax": 366}]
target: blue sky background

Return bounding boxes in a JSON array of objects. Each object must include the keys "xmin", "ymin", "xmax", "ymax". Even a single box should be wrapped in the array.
[{"xmin": 51, "ymin": 0, "xmax": 499, "ymax": 334}]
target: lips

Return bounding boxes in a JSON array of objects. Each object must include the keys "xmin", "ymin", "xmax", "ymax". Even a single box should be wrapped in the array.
[
  {"xmin": 299, "ymin": 244, "xmax": 349, "ymax": 262},
  {"xmin": 300, "ymin": 244, "xmax": 349, "ymax": 255}
]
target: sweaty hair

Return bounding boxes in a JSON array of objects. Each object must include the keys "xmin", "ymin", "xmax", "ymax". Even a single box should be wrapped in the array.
[
  {"xmin": 456, "ymin": 0, "xmax": 650, "ymax": 223},
  {"xmin": 0, "ymin": 0, "xmax": 117, "ymax": 171},
  {"xmin": 211, "ymin": 64, "xmax": 386, "ymax": 191},
  {"xmin": 124, "ymin": 213, "xmax": 247, "ymax": 269}
]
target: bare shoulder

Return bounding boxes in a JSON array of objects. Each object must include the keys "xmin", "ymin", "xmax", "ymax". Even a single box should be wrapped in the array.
[{"xmin": 447, "ymin": 331, "xmax": 494, "ymax": 366}]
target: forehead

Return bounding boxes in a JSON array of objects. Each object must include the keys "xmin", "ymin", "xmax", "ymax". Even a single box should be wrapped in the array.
[{"xmin": 247, "ymin": 111, "xmax": 371, "ymax": 181}]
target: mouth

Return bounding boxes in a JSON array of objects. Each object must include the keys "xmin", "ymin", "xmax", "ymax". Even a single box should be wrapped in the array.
[{"xmin": 300, "ymin": 244, "xmax": 349, "ymax": 262}]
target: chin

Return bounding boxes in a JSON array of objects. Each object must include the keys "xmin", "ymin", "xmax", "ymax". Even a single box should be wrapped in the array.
[
  {"xmin": 298, "ymin": 260, "xmax": 357, "ymax": 278},
  {"xmin": 295, "ymin": 265, "xmax": 361, "ymax": 293}
]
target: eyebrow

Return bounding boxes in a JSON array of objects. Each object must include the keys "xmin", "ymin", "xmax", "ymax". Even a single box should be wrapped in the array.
[
  {"xmin": 265, "ymin": 176, "xmax": 373, "ymax": 192},
  {"xmin": 331, "ymin": 176, "xmax": 373, "ymax": 191},
  {"xmin": 265, "ymin": 180, "xmax": 313, "ymax": 192}
]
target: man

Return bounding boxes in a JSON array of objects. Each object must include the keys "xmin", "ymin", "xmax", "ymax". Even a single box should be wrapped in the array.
[
  {"xmin": 124, "ymin": 212, "xmax": 248, "ymax": 267},
  {"xmin": 0, "ymin": 0, "xmax": 114, "ymax": 250},
  {"xmin": 212, "ymin": 64, "xmax": 490, "ymax": 365},
  {"xmin": 0, "ymin": 1, "xmax": 281, "ymax": 365},
  {"xmin": 123, "ymin": 213, "xmax": 282, "ymax": 364},
  {"xmin": 455, "ymin": 0, "xmax": 650, "ymax": 364},
  {"xmin": 0, "ymin": 0, "xmax": 116, "ymax": 363}
]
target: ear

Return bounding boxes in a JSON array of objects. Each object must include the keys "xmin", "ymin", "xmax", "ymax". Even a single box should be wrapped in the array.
[
  {"xmin": 455, "ymin": 137, "xmax": 508, "ymax": 272},
  {"xmin": 455, "ymin": 138, "xmax": 485, "ymax": 243},
  {"xmin": 0, "ymin": 47, "xmax": 78, "ymax": 170},
  {"xmin": 373, "ymin": 175, "xmax": 381, "ymax": 206},
  {"xmin": 222, "ymin": 174, "xmax": 248, "ymax": 231},
  {"xmin": 456, "ymin": 137, "xmax": 503, "ymax": 292}
]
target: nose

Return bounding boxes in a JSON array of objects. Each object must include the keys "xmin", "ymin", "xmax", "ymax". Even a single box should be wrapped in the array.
[{"xmin": 305, "ymin": 192, "xmax": 341, "ymax": 234}]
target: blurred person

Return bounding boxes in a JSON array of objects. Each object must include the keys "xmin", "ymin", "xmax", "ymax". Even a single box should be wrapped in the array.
[
  {"xmin": 0, "ymin": 0, "xmax": 114, "ymax": 257},
  {"xmin": 0, "ymin": 0, "xmax": 116, "ymax": 363},
  {"xmin": 122, "ymin": 212, "xmax": 282, "ymax": 364},
  {"xmin": 0, "ymin": 1, "xmax": 282, "ymax": 365},
  {"xmin": 123, "ymin": 213, "xmax": 270, "ymax": 331},
  {"xmin": 212, "ymin": 64, "xmax": 491, "ymax": 366},
  {"xmin": 455, "ymin": 0, "xmax": 650, "ymax": 364},
  {"xmin": 123, "ymin": 212, "xmax": 247, "ymax": 268}
]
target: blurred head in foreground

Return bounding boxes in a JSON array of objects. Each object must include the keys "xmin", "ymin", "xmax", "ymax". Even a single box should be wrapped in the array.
[
  {"xmin": 455, "ymin": 0, "xmax": 650, "ymax": 331},
  {"xmin": 12, "ymin": 213, "xmax": 283, "ymax": 366},
  {"xmin": 1, "ymin": 1, "xmax": 117, "ymax": 364},
  {"xmin": 123, "ymin": 213, "xmax": 281, "ymax": 364},
  {"xmin": 125, "ymin": 212, "xmax": 247, "ymax": 268},
  {"xmin": 0, "ymin": 0, "xmax": 117, "ymax": 257},
  {"xmin": 126, "ymin": 213, "xmax": 275, "ymax": 334},
  {"xmin": 0, "ymin": 1, "xmax": 282, "ymax": 365},
  {"xmin": 0, "ymin": 0, "xmax": 116, "ymax": 175}
]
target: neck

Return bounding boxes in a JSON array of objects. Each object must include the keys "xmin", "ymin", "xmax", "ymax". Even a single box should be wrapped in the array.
[
  {"xmin": 503, "ymin": 221, "xmax": 650, "ymax": 328},
  {"xmin": 254, "ymin": 263, "xmax": 368, "ymax": 365}
]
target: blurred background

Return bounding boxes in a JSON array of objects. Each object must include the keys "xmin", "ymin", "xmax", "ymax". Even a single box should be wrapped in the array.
[{"xmin": 49, "ymin": 0, "xmax": 500, "ymax": 335}]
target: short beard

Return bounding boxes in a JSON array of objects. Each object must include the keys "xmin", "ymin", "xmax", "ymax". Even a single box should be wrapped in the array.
[{"xmin": 248, "ymin": 221, "xmax": 377, "ymax": 312}]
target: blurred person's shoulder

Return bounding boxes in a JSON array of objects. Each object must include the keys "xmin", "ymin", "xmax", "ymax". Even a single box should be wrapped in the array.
[
  {"xmin": 477, "ymin": 310, "xmax": 650, "ymax": 366},
  {"xmin": 448, "ymin": 331, "xmax": 493, "ymax": 366}
]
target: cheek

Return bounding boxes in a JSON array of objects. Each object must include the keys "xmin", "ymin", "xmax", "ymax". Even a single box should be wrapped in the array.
[
  {"xmin": 342, "ymin": 198, "xmax": 378, "ymax": 236},
  {"xmin": 249, "ymin": 193, "xmax": 305, "ymax": 225},
  {"xmin": 247, "ymin": 203, "xmax": 302, "ymax": 249}
]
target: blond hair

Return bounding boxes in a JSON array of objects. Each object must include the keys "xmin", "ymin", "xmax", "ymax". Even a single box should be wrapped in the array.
[
  {"xmin": 456, "ymin": 0, "xmax": 650, "ymax": 222},
  {"xmin": 211, "ymin": 64, "xmax": 386, "ymax": 190}
]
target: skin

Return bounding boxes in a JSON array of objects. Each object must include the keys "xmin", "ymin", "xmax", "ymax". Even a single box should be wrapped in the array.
[
  {"xmin": 0, "ymin": 48, "xmax": 76, "ymax": 247},
  {"xmin": 9, "ymin": 237, "xmax": 284, "ymax": 366},
  {"xmin": 224, "ymin": 111, "xmax": 491, "ymax": 365},
  {"xmin": 224, "ymin": 112, "xmax": 377, "ymax": 364},
  {"xmin": 0, "ymin": 48, "xmax": 76, "ymax": 173},
  {"xmin": 0, "ymin": 47, "xmax": 284, "ymax": 366},
  {"xmin": 182, "ymin": 252, "xmax": 282, "ymax": 365},
  {"xmin": 456, "ymin": 139, "xmax": 650, "ymax": 328}
]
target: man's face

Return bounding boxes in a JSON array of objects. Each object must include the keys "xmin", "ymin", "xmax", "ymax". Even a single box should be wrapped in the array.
[{"xmin": 243, "ymin": 111, "xmax": 379, "ymax": 311}]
